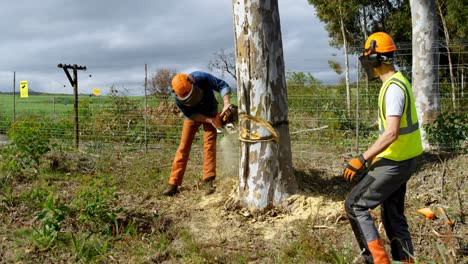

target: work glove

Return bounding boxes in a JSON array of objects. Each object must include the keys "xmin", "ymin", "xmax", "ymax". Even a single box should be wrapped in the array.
[{"xmin": 343, "ymin": 154, "xmax": 367, "ymax": 181}]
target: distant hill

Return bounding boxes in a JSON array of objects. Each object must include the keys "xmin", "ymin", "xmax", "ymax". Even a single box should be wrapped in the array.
[
  {"xmin": 0, "ymin": 90, "xmax": 44, "ymax": 95},
  {"xmin": 0, "ymin": 90, "xmax": 86, "ymax": 96}
]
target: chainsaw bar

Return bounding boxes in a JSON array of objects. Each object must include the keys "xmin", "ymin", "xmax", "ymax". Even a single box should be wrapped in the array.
[{"xmin": 219, "ymin": 104, "xmax": 238, "ymax": 134}]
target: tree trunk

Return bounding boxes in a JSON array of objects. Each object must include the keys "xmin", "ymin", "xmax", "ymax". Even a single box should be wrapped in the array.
[
  {"xmin": 361, "ymin": 6, "xmax": 371, "ymax": 115},
  {"xmin": 437, "ymin": 1, "xmax": 456, "ymax": 109},
  {"xmin": 232, "ymin": 0, "xmax": 297, "ymax": 211},
  {"xmin": 462, "ymin": 68, "xmax": 465, "ymax": 99},
  {"xmin": 410, "ymin": 0, "xmax": 440, "ymax": 149},
  {"xmin": 339, "ymin": 7, "xmax": 351, "ymax": 117}
]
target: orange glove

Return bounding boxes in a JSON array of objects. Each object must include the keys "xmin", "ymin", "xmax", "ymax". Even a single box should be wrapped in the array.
[{"xmin": 343, "ymin": 154, "xmax": 367, "ymax": 181}]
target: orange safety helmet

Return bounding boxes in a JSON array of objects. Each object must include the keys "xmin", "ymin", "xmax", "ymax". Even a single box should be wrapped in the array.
[
  {"xmin": 360, "ymin": 32, "xmax": 396, "ymax": 80},
  {"xmin": 171, "ymin": 73, "xmax": 194, "ymax": 99},
  {"xmin": 171, "ymin": 73, "xmax": 204, "ymax": 106},
  {"xmin": 364, "ymin": 32, "xmax": 396, "ymax": 56}
]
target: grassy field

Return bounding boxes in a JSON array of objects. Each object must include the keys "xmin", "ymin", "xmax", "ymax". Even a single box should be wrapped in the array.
[
  {"xmin": 0, "ymin": 94, "xmax": 76, "ymax": 116},
  {"xmin": 0, "ymin": 89, "xmax": 466, "ymax": 263},
  {"xmin": 0, "ymin": 139, "xmax": 466, "ymax": 263}
]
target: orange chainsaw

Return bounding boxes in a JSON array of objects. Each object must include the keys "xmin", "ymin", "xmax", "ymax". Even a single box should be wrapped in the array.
[{"xmin": 216, "ymin": 104, "xmax": 238, "ymax": 134}]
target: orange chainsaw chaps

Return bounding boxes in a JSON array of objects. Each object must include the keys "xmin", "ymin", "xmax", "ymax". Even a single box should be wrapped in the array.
[{"xmin": 367, "ymin": 239, "xmax": 391, "ymax": 264}]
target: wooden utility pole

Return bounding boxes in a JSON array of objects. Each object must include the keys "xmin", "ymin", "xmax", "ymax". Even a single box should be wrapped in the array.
[{"xmin": 57, "ymin": 63, "xmax": 87, "ymax": 148}]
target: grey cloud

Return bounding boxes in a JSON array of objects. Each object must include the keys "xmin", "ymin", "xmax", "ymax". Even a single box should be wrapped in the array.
[{"xmin": 0, "ymin": 0, "xmax": 343, "ymax": 95}]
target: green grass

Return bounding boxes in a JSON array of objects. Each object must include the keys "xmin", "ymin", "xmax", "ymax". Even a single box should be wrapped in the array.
[
  {"xmin": 0, "ymin": 86, "xmax": 465, "ymax": 263},
  {"xmin": 0, "ymin": 152, "xmax": 162, "ymax": 262},
  {"xmin": 0, "ymin": 93, "xmax": 168, "ymax": 116},
  {"xmin": 0, "ymin": 142, "xmax": 466, "ymax": 263},
  {"xmin": 0, "ymin": 94, "xmax": 75, "ymax": 116}
]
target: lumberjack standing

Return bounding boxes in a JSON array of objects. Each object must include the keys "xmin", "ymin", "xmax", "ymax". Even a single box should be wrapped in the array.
[
  {"xmin": 343, "ymin": 32, "xmax": 423, "ymax": 263},
  {"xmin": 162, "ymin": 71, "xmax": 233, "ymax": 196}
]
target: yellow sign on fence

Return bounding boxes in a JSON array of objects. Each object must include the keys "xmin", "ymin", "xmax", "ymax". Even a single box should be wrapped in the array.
[
  {"xmin": 20, "ymin": 80, "xmax": 28, "ymax": 98},
  {"xmin": 92, "ymin": 88, "xmax": 101, "ymax": 96}
]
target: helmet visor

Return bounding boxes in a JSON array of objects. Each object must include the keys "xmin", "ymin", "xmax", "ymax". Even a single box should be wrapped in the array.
[
  {"xmin": 179, "ymin": 84, "xmax": 204, "ymax": 106},
  {"xmin": 359, "ymin": 54, "xmax": 381, "ymax": 80}
]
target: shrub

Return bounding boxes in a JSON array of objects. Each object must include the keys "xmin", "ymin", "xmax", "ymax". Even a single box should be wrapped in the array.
[
  {"xmin": 0, "ymin": 117, "xmax": 52, "ymax": 177},
  {"xmin": 85, "ymin": 86, "xmax": 142, "ymax": 143},
  {"xmin": 425, "ymin": 112, "xmax": 467, "ymax": 151},
  {"xmin": 8, "ymin": 118, "xmax": 52, "ymax": 162},
  {"xmin": 31, "ymin": 193, "xmax": 69, "ymax": 250},
  {"xmin": 71, "ymin": 178, "xmax": 121, "ymax": 236}
]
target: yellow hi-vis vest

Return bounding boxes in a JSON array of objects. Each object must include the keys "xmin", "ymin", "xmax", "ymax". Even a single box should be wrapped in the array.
[{"xmin": 377, "ymin": 72, "xmax": 423, "ymax": 161}]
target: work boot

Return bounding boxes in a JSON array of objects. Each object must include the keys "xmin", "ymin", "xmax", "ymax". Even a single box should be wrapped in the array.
[
  {"xmin": 204, "ymin": 177, "xmax": 215, "ymax": 195},
  {"xmin": 162, "ymin": 184, "xmax": 178, "ymax": 196}
]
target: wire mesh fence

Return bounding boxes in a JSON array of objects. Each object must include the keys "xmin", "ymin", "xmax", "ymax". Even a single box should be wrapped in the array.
[
  {"xmin": 0, "ymin": 43, "xmax": 466, "ymax": 157},
  {"xmin": 0, "ymin": 90, "xmax": 465, "ymax": 156}
]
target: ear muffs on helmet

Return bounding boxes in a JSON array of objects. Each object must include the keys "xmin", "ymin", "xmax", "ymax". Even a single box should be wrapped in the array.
[
  {"xmin": 360, "ymin": 32, "xmax": 397, "ymax": 80},
  {"xmin": 186, "ymin": 75, "xmax": 195, "ymax": 84},
  {"xmin": 364, "ymin": 40, "xmax": 396, "ymax": 65},
  {"xmin": 378, "ymin": 52, "xmax": 396, "ymax": 64}
]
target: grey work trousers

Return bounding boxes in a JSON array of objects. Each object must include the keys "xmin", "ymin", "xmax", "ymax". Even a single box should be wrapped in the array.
[{"xmin": 345, "ymin": 157, "xmax": 417, "ymax": 263}]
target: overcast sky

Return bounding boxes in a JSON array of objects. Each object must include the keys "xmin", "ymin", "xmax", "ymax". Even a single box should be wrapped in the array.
[{"xmin": 0, "ymin": 0, "xmax": 353, "ymax": 96}]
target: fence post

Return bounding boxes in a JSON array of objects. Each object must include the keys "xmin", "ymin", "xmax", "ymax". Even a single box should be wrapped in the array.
[
  {"xmin": 144, "ymin": 64, "xmax": 148, "ymax": 153},
  {"xmin": 13, "ymin": 71, "xmax": 16, "ymax": 123}
]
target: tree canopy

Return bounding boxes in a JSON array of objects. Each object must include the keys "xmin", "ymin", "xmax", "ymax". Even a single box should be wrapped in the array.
[
  {"xmin": 286, "ymin": 72, "xmax": 322, "ymax": 87},
  {"xmin": 307, "ymin": 0, "xmax": 411, "ymax": 53},
  {"xmin": 149, "ymin": 68, "xmax": 177, "ymax": 98},
  {"xmin": 308, "ymin": 0, "xmax": 467, "ymax": 90}
]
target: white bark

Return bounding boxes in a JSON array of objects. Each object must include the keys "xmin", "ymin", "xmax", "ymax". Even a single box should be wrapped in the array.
[
  {"xmin": 360, "ymin": 6, "xmax": 371, "ymax": 114},
  {"xmin": 462, "ymin": 68, "xmax": 464, "ymax": 98},
  {"xmin": 339, "ymin": 8, "xmax": 351, "ymax": 117},
  {"xmin": 410, "ymin": 0, "xmax": 440, "ymax": 149},
  {"xmin": 232, "ymin": 0, "xmax": 297, "ymax": 211}
]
